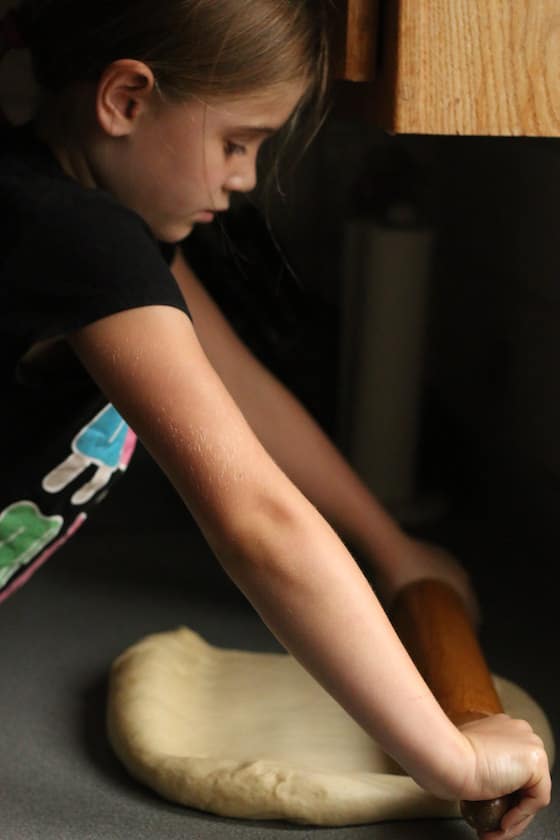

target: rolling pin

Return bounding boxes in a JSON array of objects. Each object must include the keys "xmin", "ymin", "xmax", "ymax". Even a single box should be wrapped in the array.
[{"xmin": 390, "ymin": 578, "xmax": 519, "ymax": 833}]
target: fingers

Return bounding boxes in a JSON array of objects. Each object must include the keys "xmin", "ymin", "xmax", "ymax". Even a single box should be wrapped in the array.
[
  {"xmin": 501, "ymin": 775, "xmax": 552, "ymax": 829},
  {"xmin": 477, "ymin": 746, "xmax": 551, "ymax": 840},
  {"xmin": 479, "ymin": 813, "xmax": 534, "ymax": 839},
  {"xmin": 460, "ymin": 714, "xmax": 551, "ymax": 839}
]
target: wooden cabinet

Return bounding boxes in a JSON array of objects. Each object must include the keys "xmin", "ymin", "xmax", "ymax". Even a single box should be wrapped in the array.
[
  {"xmin": 331, "ymin": 0, "xmax": 380, "ymax": 82},
  {"xmin": 332, "ymin": 0, "xmax": 560, "ymax": 136}
]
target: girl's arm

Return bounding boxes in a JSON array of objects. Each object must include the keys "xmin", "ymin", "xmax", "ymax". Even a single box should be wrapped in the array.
[
  {"xmin": 171, "ymin": 250, "xmax": 478, "ymax": 617},
  {"xmin": 69, "ymin": 304, "xmax": 549, "ymax": 835}
]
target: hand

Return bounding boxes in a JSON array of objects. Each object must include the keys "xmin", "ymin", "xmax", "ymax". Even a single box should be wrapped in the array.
[
  {"xmin": 458, "ymin": 714, "xmax": 551, "ymax": 839},
  {"xmin": 373, "ymin": 535, "xmax": 480, "ymax": 625}
]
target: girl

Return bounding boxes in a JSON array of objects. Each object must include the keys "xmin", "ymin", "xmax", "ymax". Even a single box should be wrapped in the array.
[{"xmin": 0, "ymin": 1, "xmax": 550, "ymax": 837}]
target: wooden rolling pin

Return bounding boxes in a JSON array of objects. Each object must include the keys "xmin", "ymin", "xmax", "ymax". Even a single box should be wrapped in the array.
[{"xmin": 390, "ymin": 578, "xmax": 519, "ymax": 833}]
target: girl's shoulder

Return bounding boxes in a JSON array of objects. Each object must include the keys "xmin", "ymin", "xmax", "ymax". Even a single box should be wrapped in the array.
[
  {"xmin": 0, "ymin": 123, "xmax": 188, "ymax": 339},
  {"xmin": 0, "ymin": 122, "xmax": 177, "ymax": 282},
  {"xmin": 0, "ymin": 122, "xmax": 148, "ymax": 240}
]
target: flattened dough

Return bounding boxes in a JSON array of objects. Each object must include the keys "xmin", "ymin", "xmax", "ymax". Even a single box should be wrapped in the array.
[{"xmin": 107, "ymin": 627, "xmax": 555, "ymax": 826}]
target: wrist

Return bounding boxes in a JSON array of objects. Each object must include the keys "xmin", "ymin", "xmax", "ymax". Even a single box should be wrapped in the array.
[
  {"xmin": 414, "ymin": 726, "xmax": 474, "ymax": 801},
  {"xmin": 357, "ymin": 523, "xmax": 411, "ymax": 576}
]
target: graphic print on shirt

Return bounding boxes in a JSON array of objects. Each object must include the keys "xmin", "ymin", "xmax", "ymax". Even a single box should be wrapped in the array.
[
  {"xmin": 42, "ymin": 404, "xmax": 137, "ymax": 504},
  {"xmin": 0, "ymin": 403, "xmax": 136, "ymax": 600},
  {"xmin": 0, "ymin": 501, "xmax": 63, "ymax": 588}
]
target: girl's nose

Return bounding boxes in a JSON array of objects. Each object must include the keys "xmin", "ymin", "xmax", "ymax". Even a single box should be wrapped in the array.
[{"xmin": 224, "ymin": 160, "xmax": 257, "ymax": 194}]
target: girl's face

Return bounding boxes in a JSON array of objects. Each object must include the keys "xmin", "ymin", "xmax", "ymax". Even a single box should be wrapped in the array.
[{"xmin": 105, "ymin": 81, "xmax": 306, "ymax": 242}]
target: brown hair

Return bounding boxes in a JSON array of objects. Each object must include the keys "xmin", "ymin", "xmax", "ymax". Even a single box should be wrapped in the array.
[{"xmin": 13, "ymin": 0, "xmax": 330, "ymax": 146}]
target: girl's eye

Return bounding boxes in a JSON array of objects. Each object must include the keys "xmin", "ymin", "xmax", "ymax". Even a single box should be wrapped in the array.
[{"xmin": 224, "ymin": 141, "xmax": 247, "ymax": 157}]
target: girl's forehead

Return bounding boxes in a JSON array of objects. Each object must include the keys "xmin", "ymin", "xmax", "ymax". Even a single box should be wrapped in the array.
[{"xmin": 204, "ymin": 81, "xmax": 306, "ymax": 128}]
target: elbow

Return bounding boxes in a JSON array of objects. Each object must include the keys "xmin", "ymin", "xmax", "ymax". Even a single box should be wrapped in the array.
[{"xmin": 206, "ymin": 484, "xmax": 317, "ymax": 582}]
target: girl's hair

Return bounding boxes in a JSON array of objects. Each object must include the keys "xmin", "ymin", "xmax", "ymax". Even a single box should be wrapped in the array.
[{"xmin": 6, "ymin": 0, "xmax": 330, "ymax": 152}]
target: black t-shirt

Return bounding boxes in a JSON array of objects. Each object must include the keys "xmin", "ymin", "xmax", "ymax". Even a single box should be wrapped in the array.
[{"xmin": 0, "ymin": 123, "xmax": 191, "ymax": 602}]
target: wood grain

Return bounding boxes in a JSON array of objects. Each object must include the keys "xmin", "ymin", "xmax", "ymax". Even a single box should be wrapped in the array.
[
  {"xmin": 390, "ymin": 578, "xmax": 503, "ymax": 725},
  {"xmin": 394, "ymin": 0, "xmax": 560, "ymax": 135},
  {"xmin": 345, "ymin": 0, "xmax": 379, "ymax": 81},
  {"xmin": 330, "ymin": 0, "xmax": 379, "ymax": 82},
  {"xmin": 335, "ymin": 0, "xmax": 560, "ymax": 136}
]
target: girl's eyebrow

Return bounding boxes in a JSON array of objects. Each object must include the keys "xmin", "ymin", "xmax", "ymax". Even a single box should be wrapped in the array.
[{"xmin": 229, "ymin": 125, "xmax": 277, "ymax": 138}]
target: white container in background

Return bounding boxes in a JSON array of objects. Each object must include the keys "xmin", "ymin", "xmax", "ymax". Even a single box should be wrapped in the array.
[{"xmin": 339, "ymin": 207, "xmax": 435, "ymax": 516}]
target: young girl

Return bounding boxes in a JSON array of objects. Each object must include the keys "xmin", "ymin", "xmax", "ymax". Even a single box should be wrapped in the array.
[{"xmin": 0, "ymin": 1, "xmax": 550, "ymax": 837}]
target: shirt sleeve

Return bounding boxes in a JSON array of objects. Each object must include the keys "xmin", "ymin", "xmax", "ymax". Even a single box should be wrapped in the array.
[{"xmin": 4, "ymin": 185, "xmax": 191, "ymax": 345}]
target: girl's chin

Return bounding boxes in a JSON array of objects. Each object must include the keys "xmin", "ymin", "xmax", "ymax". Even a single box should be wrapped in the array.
[
  {"xmin": 149, "ymin": 209, "xmax": 217, "ymax": 242},
  {"xmin": 153, "ymin": 222, "xmax": 194, "ymax": 243}
]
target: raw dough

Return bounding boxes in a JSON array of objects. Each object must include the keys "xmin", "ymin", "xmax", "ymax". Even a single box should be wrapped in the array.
[{"xmin": 107, "ymin": 627, "xmax": 555, "ymax": 826}]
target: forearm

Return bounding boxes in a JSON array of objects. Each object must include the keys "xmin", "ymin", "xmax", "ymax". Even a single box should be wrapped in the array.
[
  {"xmin": 208, "ymin": 483, "xmax": 467, "ymax": 798},
  {"xmin": 173, "ymin": 251, "xmax": 406, "ymax": 573},
  {"xmin": 243, "ymin": 374, "xmax": 404, "ymax": 565},
  {"xmin": 238, "ymin": 372, "xmax": 407, "ymax": 568}
]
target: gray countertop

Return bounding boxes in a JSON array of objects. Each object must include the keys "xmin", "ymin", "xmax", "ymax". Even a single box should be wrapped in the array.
[{"xmin": 1, "ymin": 455, "xmax": 558, "ymax": 840}]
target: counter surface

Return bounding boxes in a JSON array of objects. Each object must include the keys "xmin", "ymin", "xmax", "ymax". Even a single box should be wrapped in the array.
[{"xmin": 1, "ymin": 458, "xmax": 557, "ymax": 840}]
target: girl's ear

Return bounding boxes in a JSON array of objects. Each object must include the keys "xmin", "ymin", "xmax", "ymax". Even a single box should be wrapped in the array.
[{"xmin": 96, "ymin": 59, "xmax": 156, "ymax": 137}]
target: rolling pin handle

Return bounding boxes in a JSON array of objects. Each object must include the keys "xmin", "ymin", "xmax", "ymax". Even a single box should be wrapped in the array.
[
  {"xmin": 460, "ymin": 791, "xmax": 520, "ymax": 834},
  {"xmin": 389, "ymin": 580, "xmax": 522, "ymax": 836}
]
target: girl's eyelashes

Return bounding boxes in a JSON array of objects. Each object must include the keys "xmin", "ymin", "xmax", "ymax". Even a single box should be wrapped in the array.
[{"xmin": 224, "ymin": 140, "xmax": 247, "ymax": 157}]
